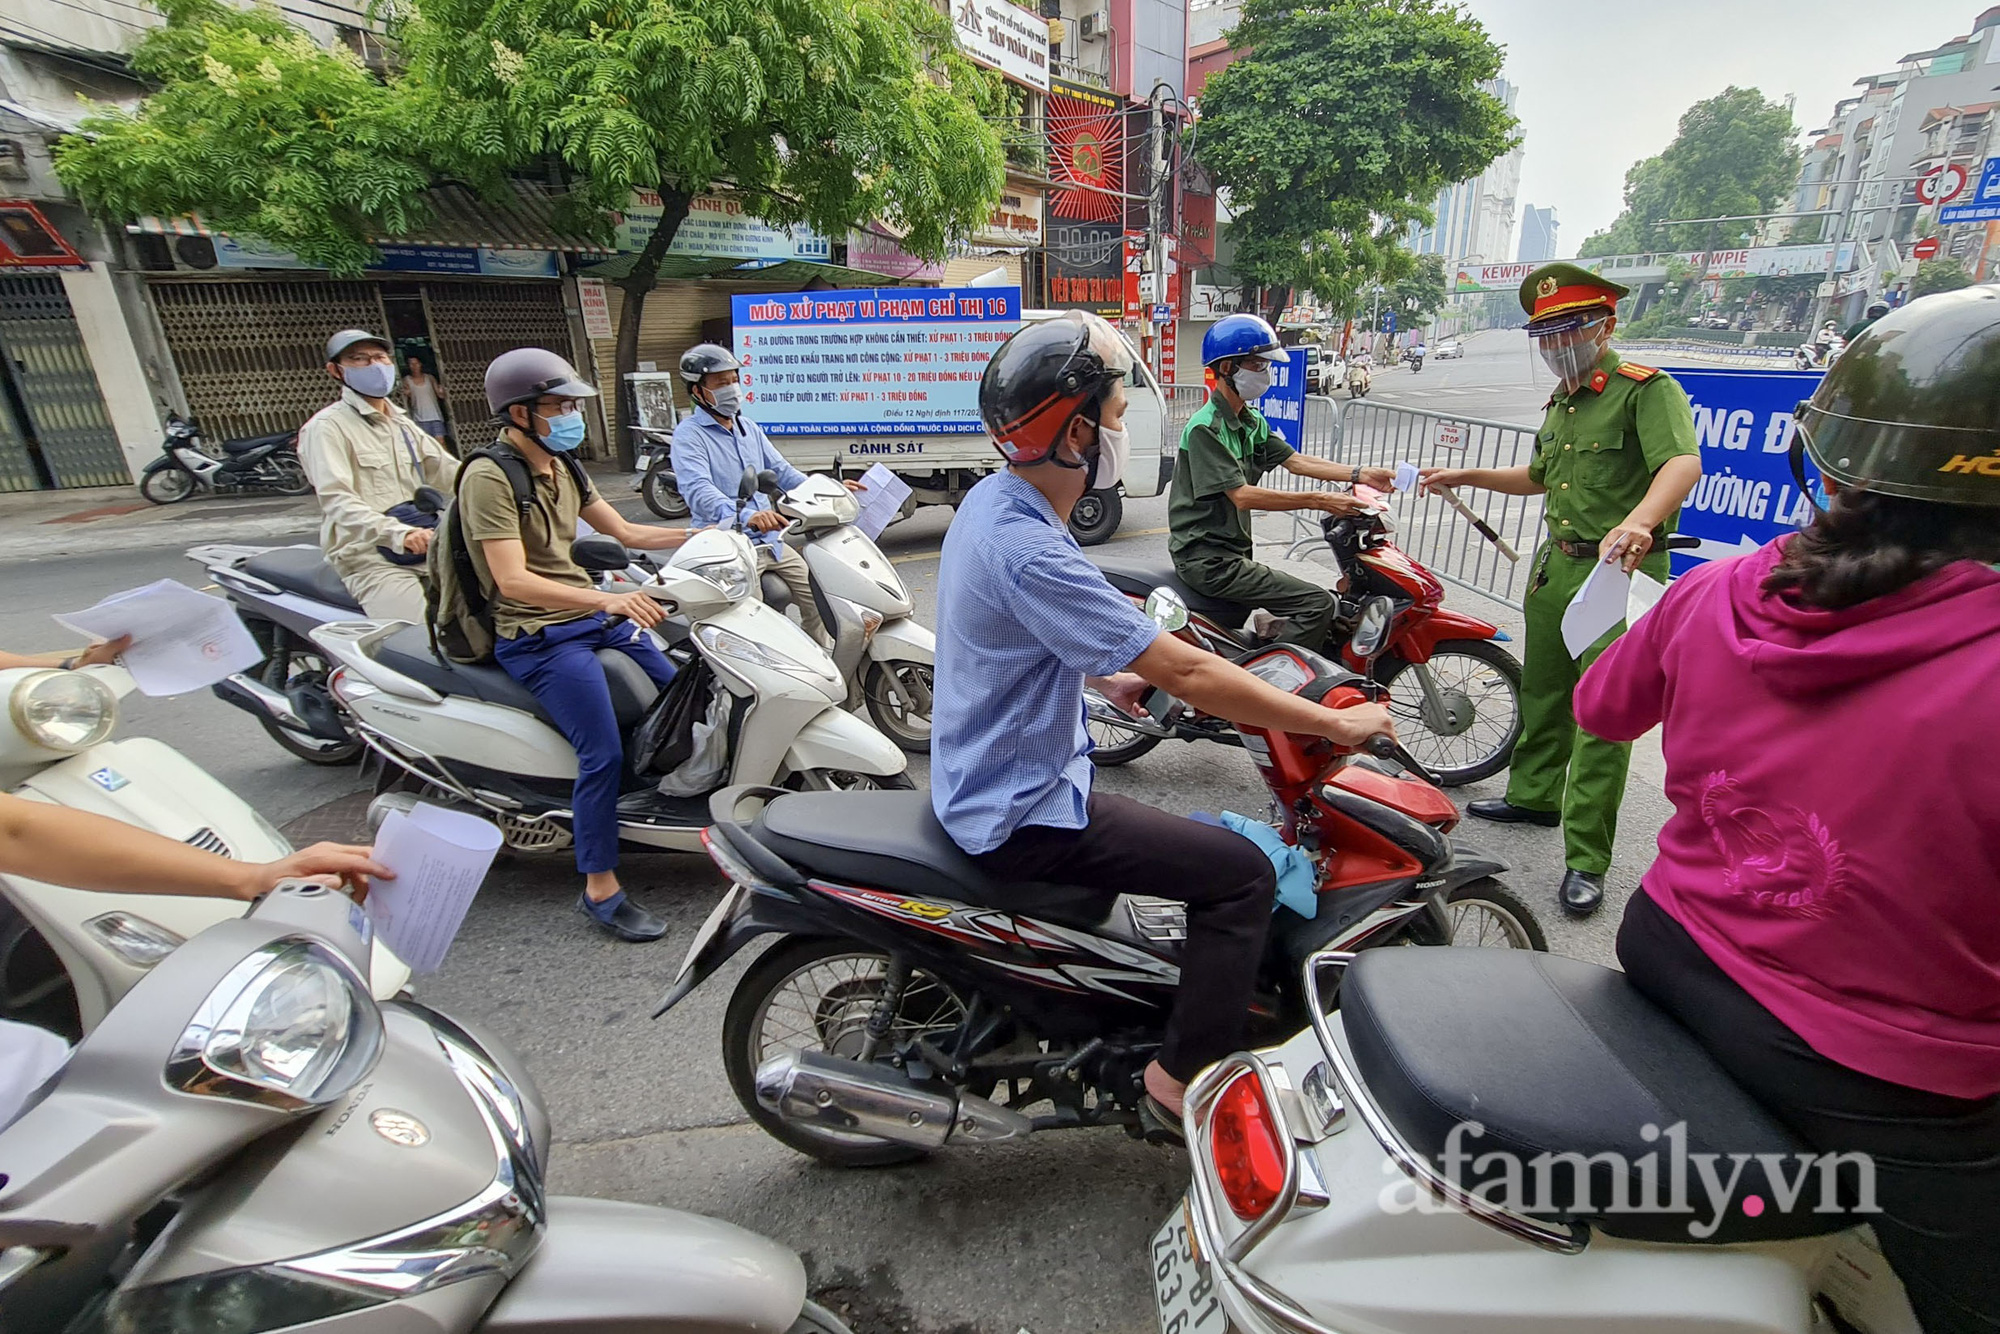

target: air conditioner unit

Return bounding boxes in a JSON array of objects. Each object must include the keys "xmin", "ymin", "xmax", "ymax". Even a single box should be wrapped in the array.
[{"xmin": 1079, "ymin": 9, "xmax": 1110, "ymax": 41}]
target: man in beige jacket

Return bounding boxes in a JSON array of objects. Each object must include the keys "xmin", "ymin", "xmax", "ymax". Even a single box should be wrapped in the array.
[{"xmin": 296, "ymin": 329, "xmax": 457, "ymax": 621}]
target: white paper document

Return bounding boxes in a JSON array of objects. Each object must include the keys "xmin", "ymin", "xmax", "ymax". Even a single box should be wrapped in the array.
[
  {"xmin": 1392, "ymin": 459, "xmax": 1421, "ymax": 492},
  {"xmin": 853, "ymin": 463, "xmax": 913, "ymax": 541},
  {"xmin": 1626, "ymin": 570, "xmax": 1668, "ymax": 628},
  {"xmin": 54, "ymin": 579, "xmax": 262, "ymax": 697},
  {"xmin": 365, "ymin": 803, "xmax": 502, "ymax": 974},
  {"xmin": 1561, "ymin": 560, "xmax": 1633, "ymax": 659}
]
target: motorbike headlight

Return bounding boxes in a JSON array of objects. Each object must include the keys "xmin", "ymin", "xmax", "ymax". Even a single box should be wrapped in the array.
[
  {"xmin": 168, "ymin": 938, "xmax": 382, "ymax": 1111},
  {"xmin": 9, "ymin": 669, "xmax": 116, "ymax": 751},
  {"xmin": 828, "ymin": 489, "xmax": 860, "ymax": 525},
  {"xmin": 684, "ymin": 552, "xmax": 755, "ymax": 603},
  {"xmin": 695, "ymin": 623, "xmax": 828, "ymax": 685}
]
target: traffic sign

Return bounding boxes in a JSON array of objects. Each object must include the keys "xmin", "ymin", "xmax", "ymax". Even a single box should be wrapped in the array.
[
  {"xmin": 1913, "ymin": 236, "xmax": 1942, "ymax": 260},
  {"xmin": 1149, "ymin": 303, "xmax": 1172, "ymax": 323},
  {"xmin": 1940, "ymin": 157, "xmax": 2000, "ymax": 224},
  {"xmin": 1917, "ymin": 163, "xmax": 1970, "ymax": 206},
  {"xmin": 1380, "ymin": 310, "xmax": 1397, "ymax": 333}
]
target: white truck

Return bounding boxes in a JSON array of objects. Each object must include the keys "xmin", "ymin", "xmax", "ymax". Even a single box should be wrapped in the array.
[{"xmin": 630, "ymin": 307, "xmax": 1171, "ymax": 545}]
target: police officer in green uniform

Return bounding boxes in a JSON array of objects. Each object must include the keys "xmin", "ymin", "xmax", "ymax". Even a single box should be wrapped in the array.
[
  {"xmin": 1171, "ymin": 314, "xmax": 1394, "ymax": 648},
  {"xmin": 1421, "ymin": 264, "xmax": 1702, "ymax": 916}
]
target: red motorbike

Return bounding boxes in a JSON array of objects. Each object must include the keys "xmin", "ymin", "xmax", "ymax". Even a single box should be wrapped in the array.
[{"xmin": 1088, "ymin": 488, "xmax": 1522, "ymax": 785}]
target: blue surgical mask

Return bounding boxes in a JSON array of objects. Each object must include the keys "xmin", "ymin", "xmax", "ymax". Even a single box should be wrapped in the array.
[
  {"xmin": 539, "ymin": 410, "xmax": 586, "ymax": 453},
  {"xmin": 343, "ymin": 362, "xmax": 396, "ymax": 399}
]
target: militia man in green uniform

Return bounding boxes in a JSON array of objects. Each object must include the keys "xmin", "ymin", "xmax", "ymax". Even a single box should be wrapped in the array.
[
  {"xmin": 1421, "ymin": 264, "xmax": 1702, "ymax": 916},
  {"xmin": 1170, "ymin": 314, "xmax": 1394, "ymax": 649}
]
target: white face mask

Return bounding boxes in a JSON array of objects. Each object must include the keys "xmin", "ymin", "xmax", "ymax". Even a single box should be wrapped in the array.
[
  {"xmin": 1232, "ymin": 365, "xmax": 1274, "ymax": 401},
  {"xmin": 704, "ymin": 383, "xmax": 742, "ymax": 419},
  {"xmin": 1537, "ymin": 325, "xmax": 1604, "ymax": 387},
  {"xmin": 1091, "ymin": 422, "xmax": 1130, "ymax": 490}
]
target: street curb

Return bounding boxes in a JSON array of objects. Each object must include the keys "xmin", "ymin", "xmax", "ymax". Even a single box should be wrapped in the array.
[{"xmin": 0, "ymin": 510, "xmax": 321, "ymax": 563}]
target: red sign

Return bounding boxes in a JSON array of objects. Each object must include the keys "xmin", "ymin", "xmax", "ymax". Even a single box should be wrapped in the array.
[
  {"xmin": 1912, "ymin": 236, "xmax": 1942, "ymax": 260},
  {"xmin": 1046, "ymin": 79, "xmax": 1123, "ymax": 224},
  {"xmin": 1917, "ymin": 165, "xmax": 1969, "ymax": 207},
  {"xmin": 1160, "ymin": 321, "xmax": 1176, "ymax": 384},
  {"xmin": 0, "ymin": 202, "xmax": 87, "ymax": 270}
]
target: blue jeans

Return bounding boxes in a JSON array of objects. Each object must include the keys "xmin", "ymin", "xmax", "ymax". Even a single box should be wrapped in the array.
[{"xmin": 493, "ymin": 614, "xmax": 676, "ymax": 875}]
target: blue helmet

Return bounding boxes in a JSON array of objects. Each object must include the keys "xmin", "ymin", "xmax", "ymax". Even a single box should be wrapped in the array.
[{"xmin": 1202, "ymin": 314, "xmax": 1291, "ymax": 368}]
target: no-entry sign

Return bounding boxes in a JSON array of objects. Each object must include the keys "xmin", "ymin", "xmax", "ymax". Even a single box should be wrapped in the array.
[{"xmin": 1912, "ymin": 236, "xmax": 1942, "ymax": 260}]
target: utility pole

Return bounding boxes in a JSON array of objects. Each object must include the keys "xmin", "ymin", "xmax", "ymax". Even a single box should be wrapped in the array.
[{"xmin": 1146, "ymin": 82, "xmax": 1169, "ymax": 378}]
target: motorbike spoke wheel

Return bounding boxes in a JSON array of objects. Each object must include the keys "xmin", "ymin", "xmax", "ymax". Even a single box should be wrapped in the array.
[
  {"xmin": 786, "ymin": 768, "xmax": 915, "ymax": 792},
  {"xmin": 263, "ymin": 455, "xmax": 313, "ymax": 496},
  {"xmin": 139, "ymin": 467, "xmax": 195, "ymax": 505},
  {"xmin": 862, "ymin": 660, "xmax": 933, "ymax": 754},
  {"xmin": 1084, "ymin": 704, "xmax": 1161, "ymax": 767},
  {"xmin": 1376, "ymin": 639, "xmax": 1522, "ymax": 786},
  {"xmin": 1444, "ymin": 878, "xmax": 1547, "ymax": 952},
  {"xmin": 641, "ymin": 457, "xmax": 690, "ymax": 519},
  {"xmin": 260, "ymin": 650, "xmax": 364, "ymax": 766},
  {"xmin": 723, "ymin": 938, "xmax": 967, "ymax": 1167}
]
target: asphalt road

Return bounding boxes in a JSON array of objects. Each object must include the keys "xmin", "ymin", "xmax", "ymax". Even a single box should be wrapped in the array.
[{"xmin": 0, "ymin": 329, "xmax": 1674, "ymax": 1333}]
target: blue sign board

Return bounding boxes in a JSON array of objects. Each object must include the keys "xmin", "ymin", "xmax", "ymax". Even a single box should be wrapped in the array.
[
  {"xmin": 732, "ymin": 287, "xmax": 1022, "ymax": 436},
  {"xmin": 1253, "ymin": 347, "xmax": 1309, "ymax": 449},
  {"xmin": 1668, "ymin": 368, "xmax": 1825, "ymax": 574},
  {"xmin": 1380, "ymin": 310, "xmax": 1398, "ymax": 333},
  {"xmin": 1940, "ymin": 155, "xmax": 2000, "ymax": 224}
]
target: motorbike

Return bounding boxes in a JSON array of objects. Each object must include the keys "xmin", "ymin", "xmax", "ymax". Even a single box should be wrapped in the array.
[
  {"xmin": 138, "ymin": 412, "xmax": 311, "ymax": 505},
  {"xmin": 1345, "ymin": 359, "xmax": 1372, "ymax": 399},
  {"xmin": 749, "ymin": 471, "xmax": 937, "ymax": 753},
  {"xmin": 1403, "ymin": 348, "xmax": 1426, "ymax": 373},
  {"xmin": 0, "ymin": 879, "xmax": 855, "ymax": 1334},
  {"xmin": 189, "ymin": 486, "xmax": 449, "ymax": 768},
  {"xmin": 0, "ymin": 661, "xmax": 409, "ymax": 1042},
  {"xmin": 654, "ymin": 597, "xmax": 1544, "ymax": 1169},
  {"xmin": 1157, "ymin": 943, "xmax": 1918, "ymax": 1334},
  {"xmin": 294, "ymin": 474, "xmax": 909, "ymax": 858},
  {"xmin": 634, "ymin": 425, "xmax": 689, "ymax": 520},
  {"xmin": 1084, "ymin": 489, "xmax": 1522, "ymax": 785},
  {"xmin": 1795, "ymin": 336, "xmax": 1844, "ymax": 370}
]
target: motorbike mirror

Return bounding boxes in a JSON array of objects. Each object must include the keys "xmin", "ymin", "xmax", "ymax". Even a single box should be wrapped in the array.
[
  {"xmin": 413, "ymin": 485, "xmax": 448, "ymax": 515},
  {"xmin": 1143, "ymin": 586, "xmax": 1190, "ymax": 633},
  {"xmin": 1350, "ymin": 595, "xmax": 1395, "ymax": 660},
  {"xmin": 756, "ymin": 468, "xmax": 783, "ymax": 498},
  {"xmin": 570, "ymin": 533, "xmax": 633, "ymax": 572},
  {"xmin": 737, "ymin": 466, "xmax": 759, "ymax": 502}
]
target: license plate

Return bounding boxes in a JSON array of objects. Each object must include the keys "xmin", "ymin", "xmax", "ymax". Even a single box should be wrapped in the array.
[
  {"xmin": 675, "ymin": 883, "xmax": 745, "ymax": 985},
  {"xmin": 1152, "ymin": 1202, "xmax": 1231, "ymax": 1334}
]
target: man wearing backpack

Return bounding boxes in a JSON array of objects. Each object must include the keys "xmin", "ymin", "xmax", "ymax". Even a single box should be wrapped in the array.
[{"xmin": 452, "ymin": 348, "xmax": 692, "ymax": 942}]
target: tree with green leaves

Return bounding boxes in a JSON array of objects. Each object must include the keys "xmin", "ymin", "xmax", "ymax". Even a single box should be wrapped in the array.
[
  {"xmin": 1195, "ymin": 0, "xmax": 1516, "ymax": 320},
  {"xmin": 1912, "ymin": 257, "xmax": 1974, "ymax": 298},
  {"xmin": 57, "ymin": 0, "xmax": 1006, "ymax": 464},
  {"xmin": 1579, "ymin": 87, "xmax": 1799, "ymax": 257}
]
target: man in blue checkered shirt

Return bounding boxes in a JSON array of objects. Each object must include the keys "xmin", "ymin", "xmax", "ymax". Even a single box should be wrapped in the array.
[{"xmin": 934, "ymin": 312, "xmax": 1394, "ymax": 1124}]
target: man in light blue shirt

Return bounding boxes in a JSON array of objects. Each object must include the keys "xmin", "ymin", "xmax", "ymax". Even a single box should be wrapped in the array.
[
  {"xmin": 670, "ymin": 343, "xmax": 860, "ymax": 644},
  {"xmin": 935, "ymin": 312, "xmax": 1394, "ymax": 1124}
]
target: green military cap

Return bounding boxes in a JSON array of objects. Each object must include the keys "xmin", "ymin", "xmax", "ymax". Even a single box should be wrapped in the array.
[{"xmin": 1520, "ymin": 262, "xmax": 1631, "ymax": 335}]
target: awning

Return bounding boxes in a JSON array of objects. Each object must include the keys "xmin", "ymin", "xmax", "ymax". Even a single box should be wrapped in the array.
[
  {"xmin": 577, "ymin": 253, "xmax": 917, "ymax": 287},
  {"xmin": 130, "ymin": 179, "xmax": 614, "ymax": 254}
]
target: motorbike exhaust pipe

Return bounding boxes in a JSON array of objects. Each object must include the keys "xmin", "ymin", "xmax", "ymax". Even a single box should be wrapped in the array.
[
  {"xmin": 212, "ymin": 673, "xmax": 305, "ymax": 729},
  {"xmin": 754, "ymin": 1050, "xmax": 1033, "ymax": 1149}
]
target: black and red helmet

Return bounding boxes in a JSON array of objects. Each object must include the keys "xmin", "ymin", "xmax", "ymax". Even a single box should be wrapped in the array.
[{"xmin": 979, "ymin": 311, "xmax": 1134, "ymax": 466}]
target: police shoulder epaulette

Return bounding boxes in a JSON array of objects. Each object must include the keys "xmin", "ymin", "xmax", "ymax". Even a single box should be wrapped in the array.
[{"xmin": 1616, "ymin": 363, "xmax": 1661, "ymax": 382}]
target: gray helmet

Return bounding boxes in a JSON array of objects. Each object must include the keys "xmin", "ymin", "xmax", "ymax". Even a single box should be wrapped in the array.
[
  {"xmin": 679, "ymin": 343, "xmax": 739, "ymax": 384},
  {"xmin": 1798, "ymin": 285, "xmax": 2000, "ymax": 507},
  {"xmin": 324, "ymin": 329, "xmax": 389, "ymax": 363},
  {"xmin": 484, "ymin": 347, "xmax": 598, "ymax": 415}
]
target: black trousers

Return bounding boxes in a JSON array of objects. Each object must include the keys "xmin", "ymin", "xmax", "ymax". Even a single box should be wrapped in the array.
[
  {"xmin": 971, "ymin": 792, "xmax": 1276, "ymax": 1083},
  {"xmin": 1619, "ymin": 890, "xmax": 2000, "ymax": 1334}
]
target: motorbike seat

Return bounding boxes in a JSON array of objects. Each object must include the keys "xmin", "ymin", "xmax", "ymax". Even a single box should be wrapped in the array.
[
  {"xmin": 221, "ymin": 431, "xmax": 294, "ymax": 456},
  {"xmin": 1088, "ymin": 552, "xmax": 1257, "ymax": 625},
  {"xmin": 373, "ymin": 625, "xmax": 662, "ymax": 729},
  {"xmin": 1338, "ymin": 948, "xmax": 1860, "ymax": 1246},
  {"xmin": 242, "ymin": 546, "xmax": 364, "ymax": 612},
  {"xmin": 751, "ymin": 791, "xmax": 1117, "ymax": 928}
]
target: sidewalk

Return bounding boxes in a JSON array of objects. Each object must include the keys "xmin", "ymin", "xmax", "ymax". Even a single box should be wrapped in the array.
[{"xmin": 0, "ymin": 461, "xmax": 644, "ymax": 564}]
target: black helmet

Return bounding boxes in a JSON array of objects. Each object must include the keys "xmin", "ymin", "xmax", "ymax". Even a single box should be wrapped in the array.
[
  {"xmin": 978, "ymin": 311, "xmax": 1133, "ymax": 466},
  {"xmin": 1798, "ymin": 285, "xmax": 2000, "ymax": 507},
  {"xmin": 325, "ymin": 329, "xmax": 388, "ymax": 363},
  {"xmin": 484, "ymin": 347, "xmax": 598, "ymax": 415},
  {"xmin": 680, "ymin": 343, "xmax": 740, "ymax": 384}
]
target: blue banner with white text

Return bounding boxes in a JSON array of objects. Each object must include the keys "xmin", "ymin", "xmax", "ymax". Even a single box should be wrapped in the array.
[{"xmin": 1668, "ymin": 368, "xmax": 1826, "ymax": 575}]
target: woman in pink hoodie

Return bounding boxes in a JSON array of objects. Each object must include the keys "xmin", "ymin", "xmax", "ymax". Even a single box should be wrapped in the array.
[{"xmin": 1576, "ymin": 287, "xmax": 2000, "ymax": 1334}]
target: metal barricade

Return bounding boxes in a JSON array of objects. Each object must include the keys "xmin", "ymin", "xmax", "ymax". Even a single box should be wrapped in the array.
[
  {"xmin": 1321, "ymin": 400, "xmax": 1544, "ymax": 611},
  {"xmin": 1162, "ymin": 384, "xmax": 1208, "ymax": 444}
]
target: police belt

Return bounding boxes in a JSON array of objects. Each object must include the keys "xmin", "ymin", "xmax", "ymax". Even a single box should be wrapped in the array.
[{"xmin": 1549, "ymin": 537, "xmax": 1604, "ymax": 559}]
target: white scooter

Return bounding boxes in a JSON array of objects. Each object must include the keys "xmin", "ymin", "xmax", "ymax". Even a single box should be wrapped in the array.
[
  {"xmin": 0, "ymin": 663, "xmax": 409, "ymax": 1039},
  {"xmin": 1156, "ymin": 946, "xmax": 1920, "ymax": 1334},
  {"xmin": 759, "ymin": 472, "xmax": 937, "ymax": 752},
  {"xmin": 309, "ymin": 496, "xmax": 908, "ymax": 857}
]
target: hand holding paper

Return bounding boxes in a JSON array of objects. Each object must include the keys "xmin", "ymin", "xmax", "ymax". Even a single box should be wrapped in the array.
[
  {"xmin": 853, "ymin": 463, "xmax": 912, "ymax": 541},
  {"xmin": 364, "ymin": 803, "xmax": 501, "ymax": 974},
  {"xmin": 54, "ymin": 579, "xmax": 262, "ymax": 697},
  {"xmin": 1561, "ymin": 559, "xmax": 1632, "ymax": 659}
]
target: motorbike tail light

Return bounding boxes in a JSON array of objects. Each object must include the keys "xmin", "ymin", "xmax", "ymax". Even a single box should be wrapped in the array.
[{"xmin": 1211, "ymin": 1070, "xmax": 1287, "ymax": 1220}]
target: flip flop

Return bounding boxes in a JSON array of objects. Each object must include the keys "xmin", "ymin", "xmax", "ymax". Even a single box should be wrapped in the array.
[{"xmin": 1138, "ymin": 1094, "xmax": 1186, "ymax": 1146}]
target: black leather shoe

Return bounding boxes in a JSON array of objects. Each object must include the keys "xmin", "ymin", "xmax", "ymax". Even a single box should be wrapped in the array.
[
  {"xmin": 1466, "ymin": 799, "xmax": 1561, "ymax": 827},
  {"xmin": 576, "ymin": 891, "xmax": 668, "ymax": 942},
  {"xmin": 1558, "ymin": 869, "xmax": 1605, "ymax": 917}
]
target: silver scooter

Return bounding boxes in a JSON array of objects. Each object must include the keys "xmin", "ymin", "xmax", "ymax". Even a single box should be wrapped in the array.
[{"xmin": 0, "ymin": 881, "xmax": 851, "ymax": 1332}]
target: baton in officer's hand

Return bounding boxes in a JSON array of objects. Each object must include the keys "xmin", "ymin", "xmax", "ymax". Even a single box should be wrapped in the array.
[{"xmin": 1431, "ymin": 485, "xmax": 1520, "ymax": 563}]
